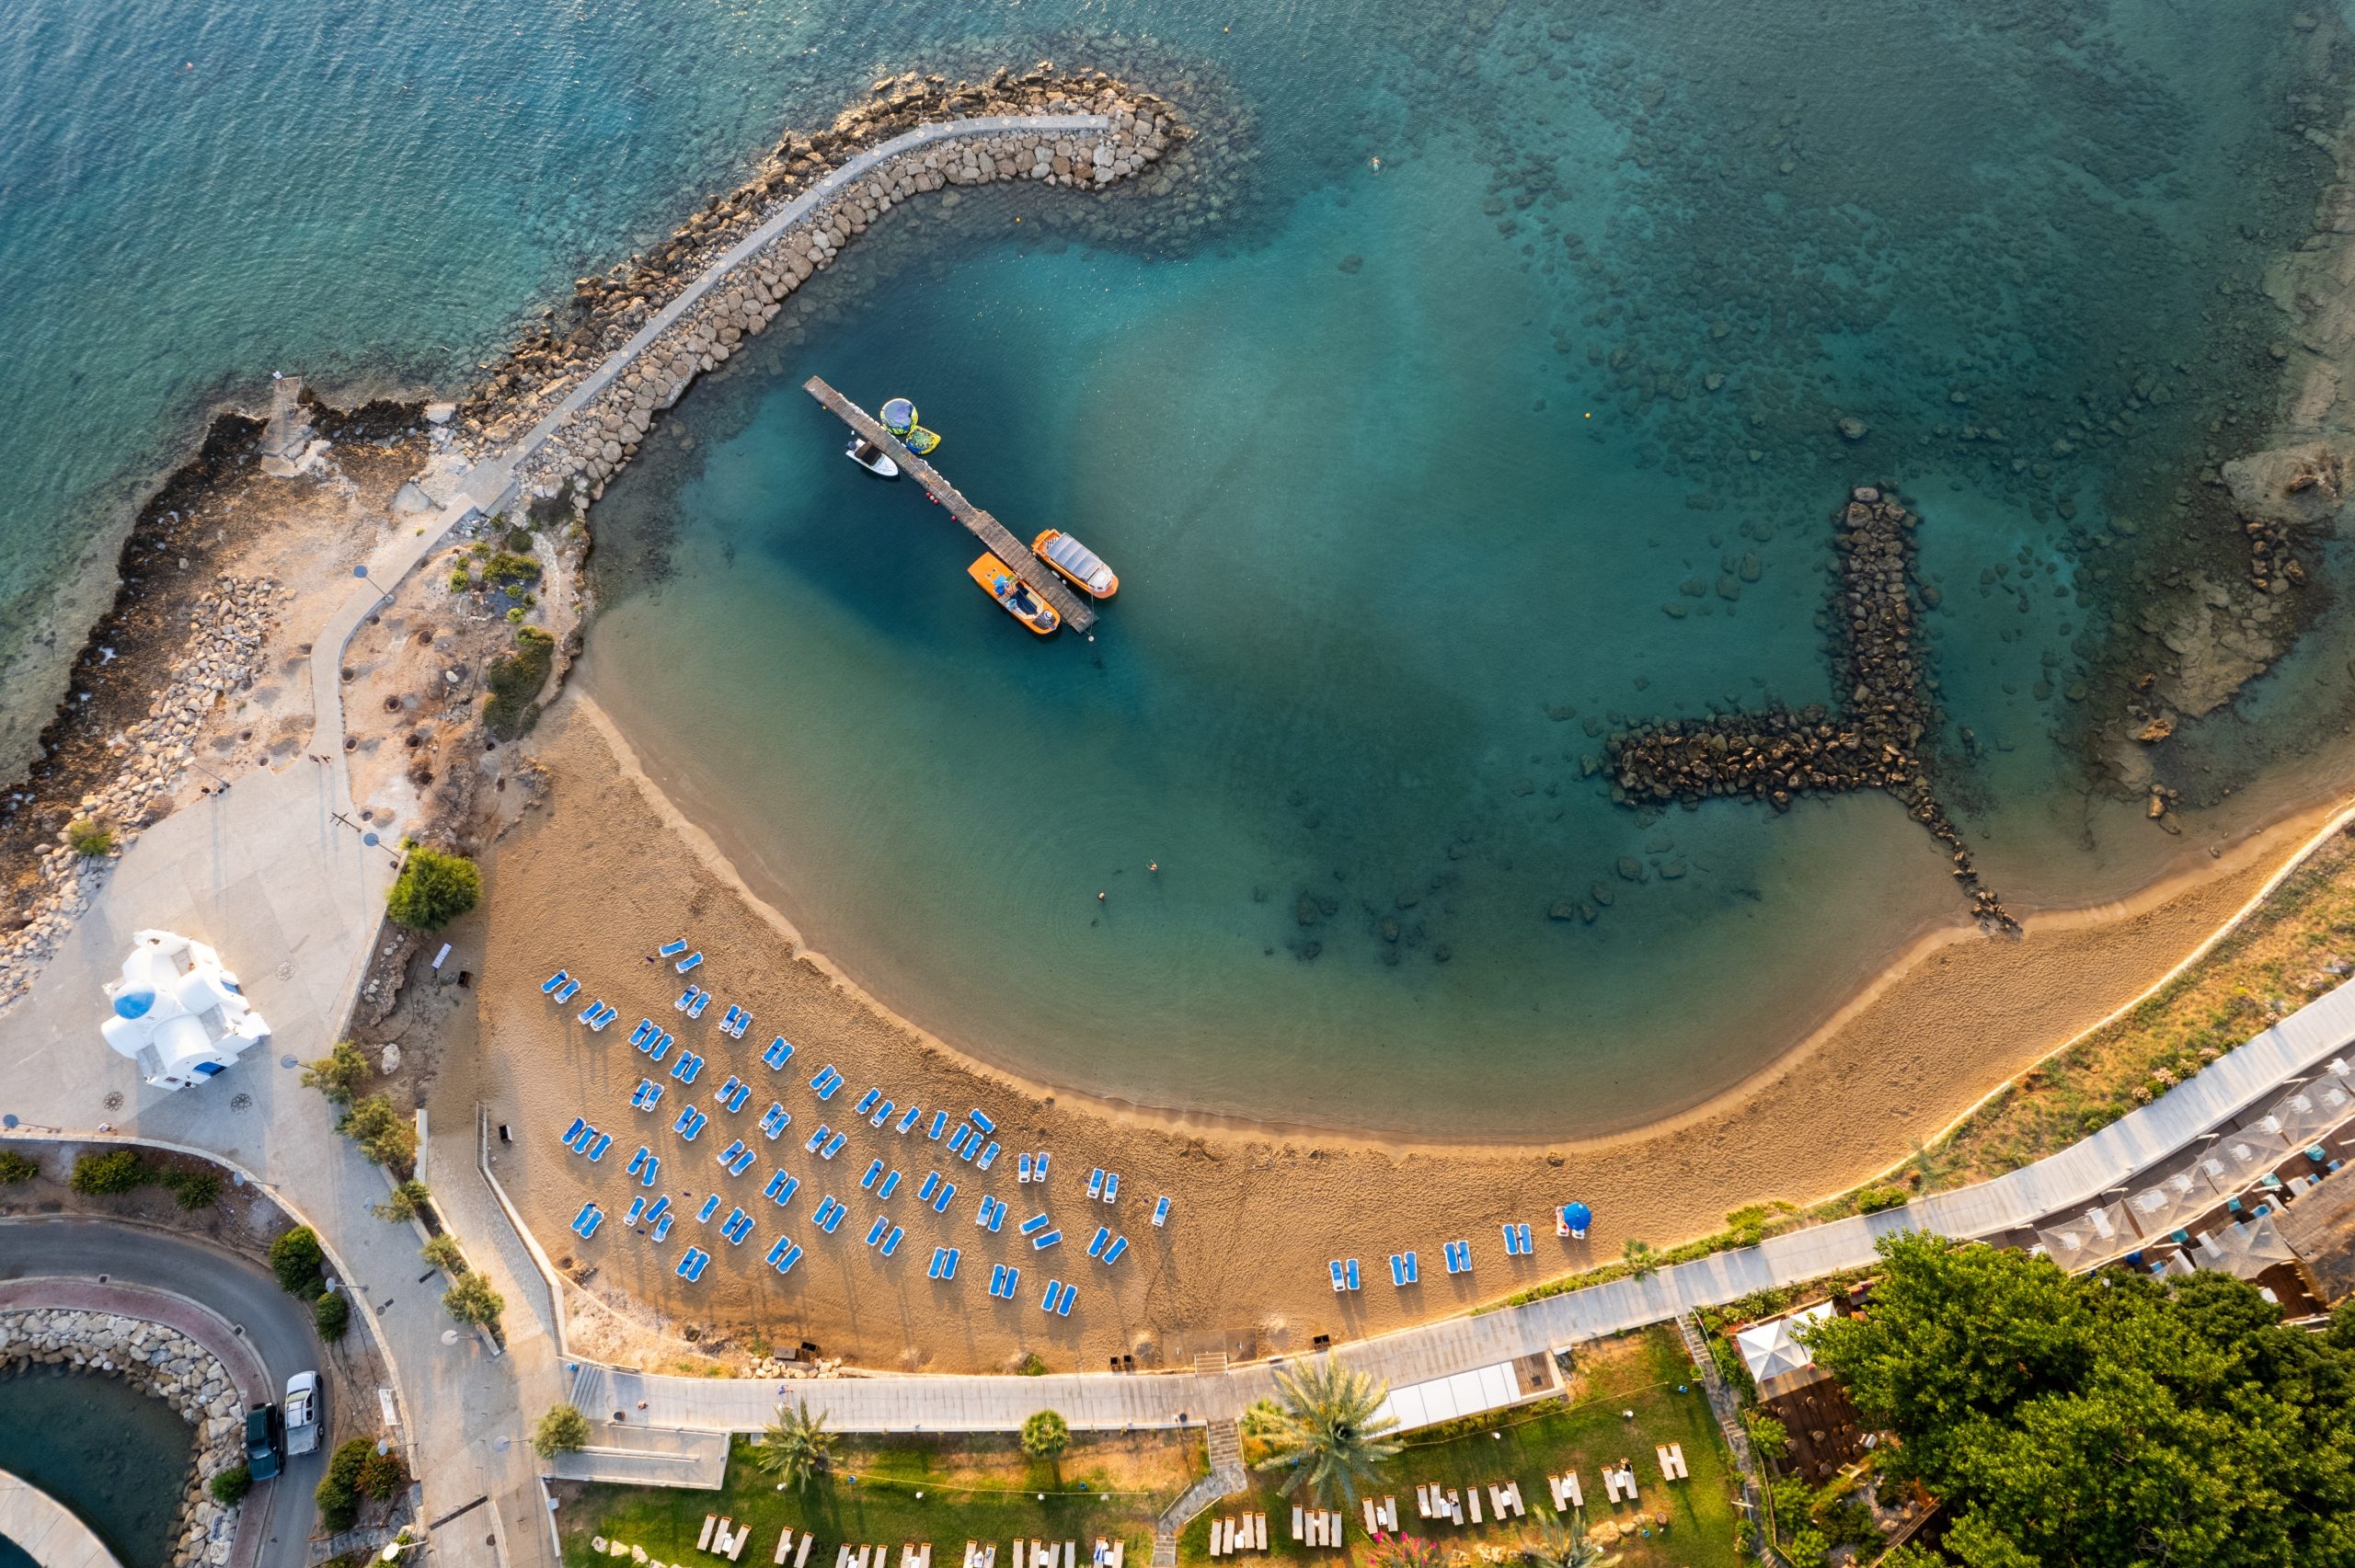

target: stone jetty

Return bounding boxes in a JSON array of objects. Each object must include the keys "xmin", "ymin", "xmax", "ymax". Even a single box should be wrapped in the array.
[{"xmin": 1609, "ymin": 487, "xmax": 2016, "ymax": 932}]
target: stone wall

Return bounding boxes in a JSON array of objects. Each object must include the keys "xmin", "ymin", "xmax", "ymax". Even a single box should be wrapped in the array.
[{"xmin": 0, "ymin": 1309, "xmax": 247, "ymax": 1568}]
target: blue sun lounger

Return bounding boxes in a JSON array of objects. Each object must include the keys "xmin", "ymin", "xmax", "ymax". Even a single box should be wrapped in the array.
[
  {"xmin": 578, "ymin": 999, "xmax": 608, "ymax": 1025},
  {"xmin": 640, "ymin": 1155, "xmax": 660, "ymax": 1187},
  {"xmin": 773, "ymin": 1241, "xmax": 803, "ymax": 1276},
  {"xmin": 722, "ymin": 1208, "xmax": 752, "ymax": 1244},
  {"xmin": 864, "ymin": 1214, "xmax": 888, "ymax": 1247},
  {"xmin": 648, "ymin": 1032, "xmax": 673, "ymax": 1063},
  {"xmin": 1033, "ymin": 1152, "xmax": 1051, "ymax": 1182},
  {"xmin": 764, "ymin": 1169, "xmax": 799, "ymax": 1206},
  {"xmin": 729, "ymin": 1009, "xmax": 750, "ymax": 1039},
  {"xmin": 968, "ymin": 1109, "xmax": 996, "ymax": 1135},
  {"xmin": 1346, "ymin": 1258, "xmax": 1361, "ymax": 1289},
  {"xmin": 720, "ymin": 1081, "xmax": 750, "ymax": 1114},
  {"xmin": 627, "ymin": 1145, "xmax": 650, "ymax": 1177},
  {"xmin": 869, "ymin": 1099, "xmax": 895, "ymax": 1129},
  {"xmin": 1018, "ymin": 1153, "xmax": 1035, "ymax": 1184},
  {"xmin": 718, "ymin": 1074, "xmax": 743, "ymax": 1104},
  {"xmin": 728, "ymin": 1145, "xmax": 755, "ymax": 1175},
  {"xmin": 570, "ymin": 1201, "xmax": 600, "ymax": 1236},
  {"xmin": 975, "ymin": 1195, "xmax": 1003, "ymax": 1230},
  {"xmin": 676, "ymin": 1247, "xmax": 710, "ymax": 1280},
  {"xmin": 586, "ymin": 1133, "xmax": 612, "ymax": 1162},
  {"xmin": 542, "ymin": 969, "xmax": 569, "ymax": 994},
  {"xmin": 860, "ymin": 1159, "xmax": 883, "ymax": 1191},
  {"xmin": 1019, "ymin": 1212, "xmax": 1051, "ymax": 1237},
  {"xmin": 1087, "ymin": 1227, "xmax": 1110, "ymax": 1258},
  {"xmin": 818, "ymin": 1199, "xmax": 846, "ymax": 1234},
  {"xmin": 1055, "ymin": 1281, "xmax": 1075, "ymax": 1316},
  {"xmin": 686, "ymin": 991, "xmax": 711, "ymax": 1019},
  {"xmin": 553, "ymin": 978, "xmax": 580, "ymax": 1003},
  {"xmin": 650, "ymin": 1212, "xmax": 674, "ymax": 1242},
  {"xmin": 927, "ymin": 1110, "xmax": 949, "ymax": 1139},
  {"xmin": 719, "ymin": 1004, "xmax": 742, "ymax": 1034},
  {"xmin": 976, "ymin": 1142, "xmax": 999, "ymax": 1171},
  {"xmin": 895, "ymin": 1104, "xmax": 923, "ymax": 1134},
  {"xmin": 1330, "ymin": 1260, "xmax": 1347, "ymax": 1292},
  {"xmin": 917, "ymin": 1172, "xmax": 942, "ymax": 1204},
  {"xmin": 562, "ymin": 1116, "xmax": 588, "ymax": 1148},
  {"xmin": 765, "ymin": 1236, "xmax": 793, "ymax": 1267},
  {"xmin": 877, "ymin": 1169, "xmax": 902, "ymax": 1199},
  {"xmin": 931, "ymin": 1180, "xmax": 958, "ymax": 1214},
  {"xmin": 1102, "ymin": 1173, "xmax": 1119, "ymax": 1203},
  {"xmin": 659, "ymin": 939, "xmax": 688, "ymax": 958},
  {"xmin": 645, "ymin": 1195, "xmax": 670, "ymax": 1224},
  {"xmin": 719, "ymin": 1138, "xmax": 749, "ymax": 1169},
  {"xmin": 1031, "ymin": 1230, "xmax": 1062, "ymax": 1251},
  {"xmin": 763, "ymin": 1036, "xmax": 794, "ymax": 1070},
  {"xmin": 1444, "ymin": 1240, "xmax": 1472, "ymax": 1274},
  {"xmin": 988, "ymin": 1264, "xmax": 1019, "ymax": 1299},
  {"xmin": 675, "ymin": 985, "xmax": 700, "ymax": 1013},
  {"xmin": 759, "ymin": 1104, "xmax": 789, "ymax": 1139},
  {"xmin": 1102, "ymin": 1235, "xmax": 1128, "ymax": 1265},
  {"xmin": 695, "ymin": 1194, "xmax": 720, "ymax": 1222},
  {"xmin": 674, "ymin": 951, "xmax": 703, "ymax": 973},
  {"xmin": 928, "ymin": 1246, "xmax": 960, "ymax": 1280},
  {"xmin": 628, "ymin": 1019, "xmax": 656, "ymax": 1047},
  {"xmin": 854, "ymin": 1088, "xmax": 881, "ymax": 1116},
  {"xmin": 624, "ymin": 1196, "xmax": 648, "ymax": 1227},
  {"xmin": 1152, "ymin": 1195, "xmax": 1171, "ymax": 1227},
  {"xmin": 820, "ymin": 1130, "xmax": 846, "ymax": 1160},
  {"xmin": 1087, "ymin": 1169, "xmax": 1105, "ymax": 1199},
  {"xmin": 671, "ymin": 1051, "xmax": 704, "ymax": 1084},
  {"xmin": 804, "ymin": 1124, "xmax": 830, "ymax": 1152},
  {"xmin": 880, "ymin": 1226, "xmax": 903, "ymax": 1256}
]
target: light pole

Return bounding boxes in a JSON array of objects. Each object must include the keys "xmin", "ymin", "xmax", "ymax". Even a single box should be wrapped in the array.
[{"xmin": 354, "ymin": 562, "xmax": 394, "ymax": 606}]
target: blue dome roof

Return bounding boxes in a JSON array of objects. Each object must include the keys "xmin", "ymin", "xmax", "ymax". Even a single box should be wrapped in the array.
[{"xmin": 113, "ymin": 988, "xmax": 156, "ymax": 1020}]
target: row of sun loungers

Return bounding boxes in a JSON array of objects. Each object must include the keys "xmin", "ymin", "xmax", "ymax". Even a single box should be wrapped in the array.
[
  {"xmin": 1039, "ymin": 1278, "xmax": 1076, "ymax": 1315},
  {"xmin": 1085, "ymin": 1228, "xmax": 1129, "ymax": 1265},
  {"xmin": 1545, "ymin": 1472, "xmax": 1582, "ymax": 1510},
  {"xmin": 1289, "ymin": 1509, "xmax": 1346, "ymax": 1548},
  {"xmin": 715, "ymin": 1075, "xmax": 752, "ymax": 1113},
  {"xmin": 1206, "ymin": 1515, "xmax": 1267, "ymax": 1557},
  {"xmin": 1654, "ymin": 1443, "xmax": 1686, "ymax": 1480},
  {"xmin": 1328, "ymin": 1258, "xmax": 1362, "ymax": 1292},
  {"xmin": 771, "ymin": 1530, "xmax": 816, "ymax": 1568},
  {"xmin": 763, "ymin": 1236, "xmax": 805, "ymax": 1275},
  {"xmin": 1085, "ymin": 1169, "xmax": 1123, "ymax": 1202},
  {"xmin": 764, "ymin": 1169, "xmax": 800, "ymax": 1205},
  {"xmin": 863, "ymin": 1215, "xmax": 907, "ymax": 1255},
  {"xmin": 671, "ymin": 1051, "xmax": 705, "ymax": 1083},
  {"xmin": 764, "ymin": 1036, "xmax": 795, "ymax": 1070},
  {"xmin": 579, "ymin": 1001, "xmax": 619, "ymax": 1030},
  {"xmin": 562, "ymin": 1119, "xmax": 614, "ymax": 1162},
  {"xmin": 718, "ymin": 1003, "xmax": 752, "ymax": 1038},
  {"xmin": 675, "ymin": 1246, "xmax": 711, "ymax": 1280},
  {"xmin": 987, "ymin": 1263, "xmax": 1020, "ymax": 1299},
  {"xmin": 1500, "ymin": 1223, "xmax": 1535, "ymax": 1255},
  {"xmin": 1358, "ymin": 1499, "xmax": 1400, "ymax": 1535},
  {"xmin": 1387, "ymin": 1252, "xmax": 1419, "ymax": 1286},
  {"xmin": 1601, "ymin": 1464, "xmax": 1640, "ymax": 1504},
  {"xmin": 928, "ymin": 1245, "xmax": 962, "ymax": 1278}
]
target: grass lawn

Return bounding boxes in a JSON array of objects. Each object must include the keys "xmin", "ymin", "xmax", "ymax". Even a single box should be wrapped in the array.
[
  {"xmin": 557, "ymin": 1430, "xmax": 1203, "ymax": 1568},
  {"xmin": 1194, "ymin": 1327, "xmax": 1742, "ymax": 1568},
  {"xmin": 557, "ymin": 1329, "xmax": 1740, "ymax": 1568}
]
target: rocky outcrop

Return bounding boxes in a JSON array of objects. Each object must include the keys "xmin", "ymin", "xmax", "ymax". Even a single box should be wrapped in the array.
[
  {"xmin": 0, "ymin": 1309, "xmax": 245, "ymax": 1568},
  {"xmin": 1608, "ymin": 487, "xmax": 2015, "ymax": 932},
  {"xmin": 0, "ymin": 575, "xmax": 281, "ymax": 1005}
]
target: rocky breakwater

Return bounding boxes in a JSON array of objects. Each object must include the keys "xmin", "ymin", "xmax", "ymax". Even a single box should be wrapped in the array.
[
  {"xmin": 508, "ymin": 76, "xmax": 1179, "ymax": 509},
  {"xmin": 0, "ymin": 576, "xmax": 281, "ymax": 1006},
  {"xmin": 0, "ymin": 1308, "xmax": 246, "ymax": 1568},
  {"xmin": 1610, "ymin": 487, "xmax": 2016, "ymax": 932}
]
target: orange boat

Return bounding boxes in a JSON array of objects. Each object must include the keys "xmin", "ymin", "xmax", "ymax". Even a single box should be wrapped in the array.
[
  {"xmin": 1031, "ymin": 529, "xmax": 1119, "ymax": 599},
  {"xmin": 967, "ymin": 553, "xmax": 1060, "ymax": 635}
]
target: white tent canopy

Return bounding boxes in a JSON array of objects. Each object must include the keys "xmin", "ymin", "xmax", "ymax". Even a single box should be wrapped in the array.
[
  {"xmin": 99, "ymin": 929, "xmax": 270, "ymax": 1092},
  {"xmin": 1735, "ymin": 1300, "xmax": 1833, "ymax": 1384}
]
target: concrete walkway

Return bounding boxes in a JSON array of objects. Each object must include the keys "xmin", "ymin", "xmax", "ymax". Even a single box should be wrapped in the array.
[{"xmin": 0, "ymin": 1471, "xmax": 123, "ymax": 1568}]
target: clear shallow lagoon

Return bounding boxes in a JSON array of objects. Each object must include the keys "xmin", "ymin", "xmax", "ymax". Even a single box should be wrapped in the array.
[
  {"xmin": 0, "ymin": 1366, "xmax": 193, "ymax": 1568},
  {"xmin": 8, "ymin": 0, "xmax": 2355, "ymax": 1135}
]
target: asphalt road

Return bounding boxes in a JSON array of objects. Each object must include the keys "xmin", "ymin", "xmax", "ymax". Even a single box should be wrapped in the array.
[{"xmin": 0, "ymin": 1218, "xmax": 330, "ymax": 1568}]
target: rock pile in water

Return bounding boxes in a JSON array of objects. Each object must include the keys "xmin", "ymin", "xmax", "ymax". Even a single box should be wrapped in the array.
[{"xmin": 1608, "ymin": 487, "xmax": 2016, "ymax": 932}]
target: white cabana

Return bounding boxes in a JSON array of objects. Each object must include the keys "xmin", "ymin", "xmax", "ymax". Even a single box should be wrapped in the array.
[
  {"xmin": 1735, "ymin": 1300, "xmax": 1834, "ymax": 1386},
  {"xmin": 99, "ymin": 929, "xmax": 270, "ymax": 1091}
]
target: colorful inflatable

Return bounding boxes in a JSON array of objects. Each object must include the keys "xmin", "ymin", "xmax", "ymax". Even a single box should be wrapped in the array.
[
  {"xmin": 903, "ymin": 425, "xmax": 941, "ymax": 455},
  {"xmin": 880, "ymin": 397, "xmax": 917, "ymax": 437}
]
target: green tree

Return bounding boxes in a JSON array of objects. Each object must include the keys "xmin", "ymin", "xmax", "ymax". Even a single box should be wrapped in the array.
[
  {"xmin": 338, "ymin": 1094, "xmax": 418, "ymax": 1170},
  {"xmin": 270, "ymin": 1226, "xmax": 327, "ymax": 1297},
  {"xmin": 356, "ymin": 1448, "xmax": 408, "ymax": 1502},
  {"xmin": 533, "ymin": 1403, "xmax": 592, "ymax": 1459},
  {"xmin": 1743, "ymin": 1410, "xmax": 1789, "ymax": 1461},
  {"xmin": 316, "ymin": 1437, "xmax": 373, "ymax": 1529},
  {"xmin": 301, "ymin": 1039, "xmax": 371, "ymax": 1107},
  {"xmin": 1621, "ymin": 1237, "xmax": 1659, "ymax": 1278},
  {"xmin": 385, "ymin": 844, "xmax": 482, "ymax": 931},
  {"xmin": 442, "ymin": 1271, "xmax": 504, "ymax": 1328},
  {"xmin": 1250, "ymin": 1356, "xmax": 1401, "ymax": 1508},
  {"xmin": 373, "ymin": 1178, "xmax": 431, "ymax": 1223},
  {"xmin": 1805, "ymin": 1232, "xmax": 2355, "ymax": 1568},
  {"xmin": 313, "ymin": 1291, "xmax": 351, "ymax": 1342},
  {"xmin": 752, "ymin": 1402, "xmax": 833, "ymax": 1490},
  {"xmin": 1020, "ymin": 1409, "xmax": 1070, "ymax": 1459},
  {"xmin": 421, "ymin": 1233, "xmax": 467, "ymax": 1274}
]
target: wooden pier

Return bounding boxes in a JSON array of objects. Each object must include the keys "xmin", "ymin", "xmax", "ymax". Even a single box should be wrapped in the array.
[{"xmin": 803, "ymin": 376, "xmax": 1097, "ymax": 634}]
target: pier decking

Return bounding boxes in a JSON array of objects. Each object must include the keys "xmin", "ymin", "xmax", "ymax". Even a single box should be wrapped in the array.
[{"xmin": 804, "ymin": 376, "xmax": 1097, "ymax": 633}]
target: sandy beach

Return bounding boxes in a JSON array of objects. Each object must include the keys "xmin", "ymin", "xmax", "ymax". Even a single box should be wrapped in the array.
[{"xmin": 460, "ymin": 691, "xmax": 2338, "ymax": 1374}]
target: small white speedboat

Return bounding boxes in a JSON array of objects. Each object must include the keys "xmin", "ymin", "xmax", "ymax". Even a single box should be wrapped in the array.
[{"xmin": 845, "ymin": 437, "xmax": 900, "ymax": 478}]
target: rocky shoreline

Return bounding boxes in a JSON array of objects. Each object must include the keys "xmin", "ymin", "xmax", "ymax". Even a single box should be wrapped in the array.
[
  {"xmin": 1609, "ymin": 486, "xmax": 2016, "ymax": 932},
  {"xmin": 0, "ymin": 1307, "xmax": 246, "ymax": 1568}
]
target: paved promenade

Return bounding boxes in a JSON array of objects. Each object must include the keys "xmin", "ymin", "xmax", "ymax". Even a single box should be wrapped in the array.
[{"xmin": 0, "ymin": 1470, "xmax": 123, "ymax": 1568}]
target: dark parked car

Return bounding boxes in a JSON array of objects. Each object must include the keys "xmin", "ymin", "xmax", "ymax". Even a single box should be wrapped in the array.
[{"xmin": 244, "ymin": 1402, "xmax": 283, "ymax": 1481}]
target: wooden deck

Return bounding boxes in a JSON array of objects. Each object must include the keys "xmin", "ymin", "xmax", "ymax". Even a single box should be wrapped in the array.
[{"xmin": 803, "ymin": 376, "xmax": 1097, "ymax": 633}]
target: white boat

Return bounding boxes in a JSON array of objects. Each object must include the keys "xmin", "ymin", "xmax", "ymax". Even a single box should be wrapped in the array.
[{"xmin": 845, "ymin": 437, "xmax": 900, "ymax": 478}]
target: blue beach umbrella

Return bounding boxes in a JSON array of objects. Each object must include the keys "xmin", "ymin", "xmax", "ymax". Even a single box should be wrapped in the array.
[{"xmin": 1562, "ymin": 1201, "xmax": 1592, "ymax": 1236}]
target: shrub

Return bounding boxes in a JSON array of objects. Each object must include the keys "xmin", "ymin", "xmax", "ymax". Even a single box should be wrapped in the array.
[
  {"xmin": 442, "ymin": 1271, "xmax": 504, "ymax": 1328},
  {"xmin": 1016, "ymin": 1352, "xmax": 1047, "ymax": 1377},
  {"xmin": 373, "ymin": 1179, "xmax": 430, "ymax": 1223},
  {"xmin": 169, "ymin": 1171, "xmax": 223, "ymax": 1210},
  {"xmin": 448, "ymin": 568, "xmax": 472, "ymax": 593},
  {"xmin": 481, "ymin": 625, "xmax": 555, "ymax": 739},
  {"xmin": 302, "ymin": 1039, "xmax": 371, "ymax": 1107},
  {"xmin": 209, "ymin": 1465, "xmax": 252, "ymax": 1506},
  {"xmin": 505, "ymin": 527, "xmax": 535, "ymax": 554},
  {"xmin": 316, "ymin": 1437, "xmax": 373, "ymax": 1531},
  {"xmin": 481, "ymin": 550, "xmax": 541, "ymax": 588},
  {"xmin": 314, "ymin": 1290, "xmax": 351, "ymax": 1342},
  {"xmin": 66, "ymin": 818, "xmax": 115, "ymax": 856},
  {"xmin": 1855, "ymin": 1183, "xmax": 1911, "ymax": 1214},
  {"xmin": 356, "ymin": 1448, "xmax": 408, "ymax": 1502},
  {"xmin": 533, "ymin": 1402, "xmax": 592, "ymax": 1458},
  {"xmin": 1019, "ymin": 1410, "xmax": 1070, "ymax": 1459},
  {"xmin": 70, "ymin": 1148, "xmax": 151, "ymax": 1196},
  {"xmin": 270, "ymin": 1226, "xmax": 327, "ymax": 1298},
  {"xmin": 0, "ymin": 1150, "xmax": 38, "ymax": 1184},
  {"xmin": 420, "ymin": 1234, "xmax": 467, "ymax": 1274},
  {"xmin": 339, "ymin": 1095, "xmax": 418, "ymax": 1171},
  {"xmin": 386, "ymin": 845, "xmax": 481, "ymax": 931}
]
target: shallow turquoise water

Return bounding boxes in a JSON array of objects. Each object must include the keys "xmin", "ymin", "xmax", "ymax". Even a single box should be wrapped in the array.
[
  {"xmin": 0, "ymin": 1365, "xmax": 194, "ymax": 1568},
  {"xmin": 6, "ymin": 0, "xmax": 2353, "ymax": 1135}
]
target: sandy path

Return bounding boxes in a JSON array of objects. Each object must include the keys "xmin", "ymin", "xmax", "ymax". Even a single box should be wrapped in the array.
[{"xmin": 473, "ymin": 694, "xmax": 2322, "ymax": 1375}]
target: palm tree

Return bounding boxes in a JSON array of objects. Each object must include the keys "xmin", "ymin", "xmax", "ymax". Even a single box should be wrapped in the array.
[
  {"xmin": 1520, "ymin": 1512, "xmax": 1610, "ymax": 1568},
  {"xmin": 753, "ymin": 1402, "xmax": 833, "ymax": 1489},
  {"xmin": 1250, "ymin": 1356, "xmax": 1402, "ymax": 1507},
  {"xmin": 1622, "ymin": 1238, "xmax": 1659, "ymax": 1279}
]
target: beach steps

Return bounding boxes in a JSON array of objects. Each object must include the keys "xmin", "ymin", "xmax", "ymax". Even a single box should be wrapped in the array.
[
  {"xmin": 1151, "ymin": 1419, "xmax": 1249, "ymax": 1568},
  {"xmin": 801, "ymin": 376, "xmax": 1097, "ymax": 634}
]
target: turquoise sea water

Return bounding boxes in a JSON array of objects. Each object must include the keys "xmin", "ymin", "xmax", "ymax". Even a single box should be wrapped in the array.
[
  {"xmin": 0, "ymin": 1365, "xmax": 194, "ymax": 1568},
  {"xmin": 7, "ymin": 0, "xmax": 2355, "ymax": 1136}
]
